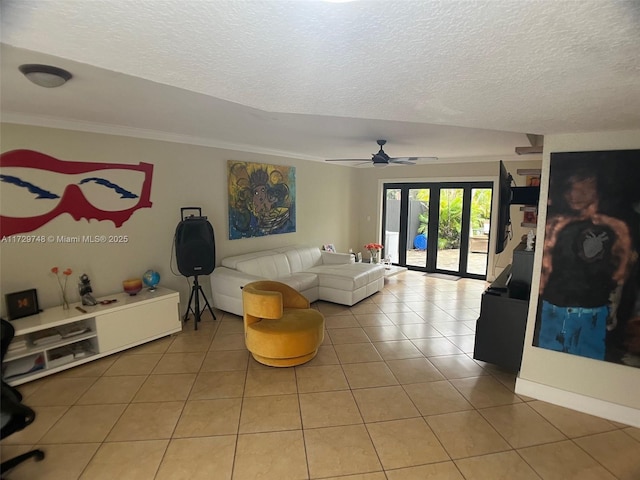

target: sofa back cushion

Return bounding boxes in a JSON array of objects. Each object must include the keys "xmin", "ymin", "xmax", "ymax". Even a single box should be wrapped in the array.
[
  {"xmin": 282, "ymin": 247, "xmax": 322, "ymax": 272},
  {"xmin": 221, "ymin": 250, "xmax": 277, "ymax": 270},
  {"xmin": 235, "ymin": 253, "xmax": 292, "ymax": 278}
]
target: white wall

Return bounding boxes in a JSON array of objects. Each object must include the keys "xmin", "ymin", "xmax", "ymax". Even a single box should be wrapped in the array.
[
  {"xmin": 0, "ymin": 123, "xmax": 357, "ymax": 314},
  {"xmin": 517, "ymin": 129, "xmax": 640, "ymax": 427}
]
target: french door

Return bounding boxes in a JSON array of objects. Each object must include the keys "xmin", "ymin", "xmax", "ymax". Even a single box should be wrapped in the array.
[{"xmin": 382, "ymin": 182, "xmax": 492, "ymax": 279}]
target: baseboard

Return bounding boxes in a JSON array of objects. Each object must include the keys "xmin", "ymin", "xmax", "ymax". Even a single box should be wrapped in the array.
[{"xmin": 515, "ymin": 377, "xmax": 640, "ymax": 428}]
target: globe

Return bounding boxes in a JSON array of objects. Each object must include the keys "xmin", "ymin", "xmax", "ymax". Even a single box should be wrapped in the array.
[{"xmin": 142, "ymin": 270, "xmax": 160, "ymax": 291}]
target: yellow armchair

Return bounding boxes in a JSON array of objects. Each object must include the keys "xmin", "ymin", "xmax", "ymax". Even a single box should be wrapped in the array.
[{"xmin": 242, "ymin": 281, "xmax": 325, "ymax": 367}]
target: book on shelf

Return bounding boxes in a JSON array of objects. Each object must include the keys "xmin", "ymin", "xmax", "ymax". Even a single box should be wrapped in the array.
[
  {"xmin": 57, "ymin": 324, "xmax": 91, "ymax": 339},
  {"xmin": 8, "ymin": 339, "xmax": 28, "ymax": 352},
  {"xmin": 48, "ymin": 353, "xmax": 74, "ymax": 369},
  {"xmin": 69, "ymin": 340, "xmax": 95, "ymax": 359},
  {"xmin": 48, "ymin": 345, "xmax": 76, "ymax": 368},
  {"xmin": 29, "ymin": 323, "xmax": 91, "ymax": 346},
  {"xmin": 30, "ymin": 331, "xmax": 62, "ymax": 346}
]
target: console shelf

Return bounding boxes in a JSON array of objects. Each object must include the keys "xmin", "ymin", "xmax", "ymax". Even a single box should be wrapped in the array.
[
  {"xmin": 6, "ymin": 328, "xmax": 97, "ymax": 362},
  {"xmin": 473, "ymin": 242, "xmax": 534, "ymax": 371},
  {"xmin": 3, "ymin": 287, "xmax": 181, "ymax": 386}
]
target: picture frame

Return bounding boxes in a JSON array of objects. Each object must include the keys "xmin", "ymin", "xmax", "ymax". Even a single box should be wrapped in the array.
[
  {"xmin": 5, "ymin": 289, "xmax": 40, "ymax": 320},
  {"xmin": 526, "ymin": 174, "xmax": 541, "ymax": 187},
  {"xmin": 523, "ymin": 209, "xmax": 538, "ymax": 225}
]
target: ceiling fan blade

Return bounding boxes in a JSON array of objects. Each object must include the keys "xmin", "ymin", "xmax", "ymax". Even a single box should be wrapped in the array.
[
  {"xmin": 325, "ymin": 158, "xmax": 369, "ymax": 162},
  {"xmin": 388, "ymin": 159, "xmax": 416, "ymax": 165},
  {"xmin": 390, "ymin": 156, "xmax": 438, "ymax": 162}
]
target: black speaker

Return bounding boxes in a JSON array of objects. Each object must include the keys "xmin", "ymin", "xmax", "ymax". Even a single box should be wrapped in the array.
[{"xmin": 175, "ymin": 215, "xmax": 215, "ymax": 277}]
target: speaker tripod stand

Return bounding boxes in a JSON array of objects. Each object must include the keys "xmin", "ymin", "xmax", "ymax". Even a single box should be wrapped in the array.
[{"xmin": 183, "ymin": 276, "xmax": 216, "ymax": 330}]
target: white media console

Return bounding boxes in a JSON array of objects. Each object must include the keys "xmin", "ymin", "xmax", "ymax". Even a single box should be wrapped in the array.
[{"xmin": 3, "ymin": 287, "xmax": 181, "ymax": 386}]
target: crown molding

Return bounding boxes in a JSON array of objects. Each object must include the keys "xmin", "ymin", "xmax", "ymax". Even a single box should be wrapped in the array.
[{"xmin": 1, "ymin": 112, "xmax": 324, "ymax": 162}]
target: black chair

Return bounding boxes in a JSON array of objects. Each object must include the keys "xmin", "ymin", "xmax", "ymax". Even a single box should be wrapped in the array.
[{"xmin": 1, "ymin": 319, "xmax": 45, "ymax": 478}]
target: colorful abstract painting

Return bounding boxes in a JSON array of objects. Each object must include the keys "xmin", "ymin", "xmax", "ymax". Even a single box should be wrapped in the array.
[
  {"xmin": 0, "ymin": 149, "xmax": 153, "ymax": 237},
  {"xmin": 227, "ymin": 161, "xmax": 296, "ymax": 239}
]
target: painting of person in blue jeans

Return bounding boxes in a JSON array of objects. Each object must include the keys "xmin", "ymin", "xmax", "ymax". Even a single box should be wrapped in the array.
[{"xmin": 536, "ymin": 153, "xmax": 638, "ymax": 362}]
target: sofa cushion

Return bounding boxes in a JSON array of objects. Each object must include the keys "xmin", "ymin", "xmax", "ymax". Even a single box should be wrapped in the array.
[
  {"xmin": 320, "ymin": 251, "xmax": 354, "ymax": 264},
  {"xmin": 277, "ymin": 272, "xmax": 319, "ymax": 293},
  {"xmin": 280, "ymin": 246, "xmax": 322, "ymax": 272},
  {"xmin": 221, "ymin": 250, "xmax": 278, "ymax": 270},
  {"xmin": 235, "ymin": 253, "xmax": 292, "ymax": 278},
  {"xmin": 307, "ymin": 263, "xmax": 385, "ymax": 291}
]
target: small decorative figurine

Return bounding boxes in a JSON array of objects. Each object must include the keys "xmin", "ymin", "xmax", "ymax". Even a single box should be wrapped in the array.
[
  {"xmin": 78, "ymin": 274, "xmax": 98, "ymax": 306},
  {"xmin": 526, "ymin": 229, "xmax": 535, "ymax": 251}
]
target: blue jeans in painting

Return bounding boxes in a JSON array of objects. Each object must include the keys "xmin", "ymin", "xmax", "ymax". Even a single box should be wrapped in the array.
[{"xmin": 538, "ymin": 300, "xmax": 608, "ymax": 360}]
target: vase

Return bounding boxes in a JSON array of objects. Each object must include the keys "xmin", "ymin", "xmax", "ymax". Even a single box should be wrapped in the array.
[
  {"xmin": 61, "ymin": 292, "xmax": 70, "ymax": 310},
  {"xmin": 123, "ymin": 278, "xmax": 143, "ymax": 296},
  {"xmin": 371, "ymin": 250, "xmax": 380, "ymax": 264}
]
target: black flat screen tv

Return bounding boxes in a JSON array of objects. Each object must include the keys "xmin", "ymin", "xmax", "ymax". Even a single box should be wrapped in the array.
[
  {"xmin": 495, "ymin": 161, "xmax": 541, "ymax": 254},
  {"xmin": 495, "ymin": 160, "xmax": 513, "ymax": 254}
]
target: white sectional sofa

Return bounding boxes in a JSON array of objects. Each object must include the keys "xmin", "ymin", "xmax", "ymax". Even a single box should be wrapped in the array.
[{"xmin": 211, "ymin": 245, "xmax": 385, "ymax": 316}]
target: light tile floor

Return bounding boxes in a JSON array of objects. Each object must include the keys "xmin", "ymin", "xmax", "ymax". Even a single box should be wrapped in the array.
[{"xmin": 2, "ymin": 272, "xmax": 639, "ymax": 479}]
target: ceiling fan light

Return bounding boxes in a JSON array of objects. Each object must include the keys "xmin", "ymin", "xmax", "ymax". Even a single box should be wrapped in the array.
[{"xmin": 19, "ymin": 64, "xmax": 72, "ymax": 88}]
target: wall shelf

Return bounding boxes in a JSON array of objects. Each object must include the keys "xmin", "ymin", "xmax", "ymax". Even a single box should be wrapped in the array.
[{"xmin": 516, "ymin": 168, "xmax": 542, "ymax": 176}]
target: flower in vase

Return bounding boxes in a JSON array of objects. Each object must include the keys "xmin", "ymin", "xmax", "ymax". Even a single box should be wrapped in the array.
[
  {"xmin": 364, "ymin": 243, "xmax": 384, "ymax": 263},
  {"xmin": 51, "ymin": 266, "xmax": 73, "ymax": 309},
  {"xmin": 364, "ymin": 243, "xmax": 383, "ymax": 252}
]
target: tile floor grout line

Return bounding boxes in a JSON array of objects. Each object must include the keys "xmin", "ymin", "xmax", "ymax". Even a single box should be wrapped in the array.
[
  {"xmin": 293, "ymin": 366, "xmax": 313, "ymax": 480},
  {"xmin": 227, "ymin": 343, "xmax": 250, "ymax": 480}
]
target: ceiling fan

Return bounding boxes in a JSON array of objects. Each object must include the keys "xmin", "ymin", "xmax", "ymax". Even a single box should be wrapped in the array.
[{"xmin": 325, "ymin": 139, "xmax": 438, "ymax": 167}]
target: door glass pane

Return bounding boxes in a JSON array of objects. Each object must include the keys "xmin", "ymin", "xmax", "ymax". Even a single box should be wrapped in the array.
[
  {"xmin": 436, "ymin": 188, "xmax": 463, "ymax": 272},
  {"xmin": 467, "ymin": 188, "xmax": 492, "ymax": 276},
  {"xmin": 384, "ymin": 188, "xmax": 401, "ymax": 264},
  {"xmin": 406, "ymin": 188, "xmax": 429, "ymax": 268}
]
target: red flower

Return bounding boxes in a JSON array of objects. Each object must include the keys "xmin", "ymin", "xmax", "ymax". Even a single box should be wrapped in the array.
[
  {"xmin": 63, "ymin": 268, "xmax": 73, "ymax": 276},
  {"xmin": 364, "ymin": 243, "xmax": 383, "ymax": 250},
  {"xmin": 51, "ymin": 266, "xmax": 59, "ymax": 274}
]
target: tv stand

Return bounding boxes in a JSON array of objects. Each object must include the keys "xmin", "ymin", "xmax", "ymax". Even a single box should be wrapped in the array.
[
  {"xmin": 3, "ymin": 287, "xmax": 181, "ymax": 386},
  {"xmin": 473, "ymin": 243, "xmax": 534, "ymax": 371}
]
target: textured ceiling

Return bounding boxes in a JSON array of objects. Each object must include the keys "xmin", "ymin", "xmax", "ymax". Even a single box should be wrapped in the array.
[{"xmin": 1, "ymin": 0, "xmax": 639, "ymax": 163}]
